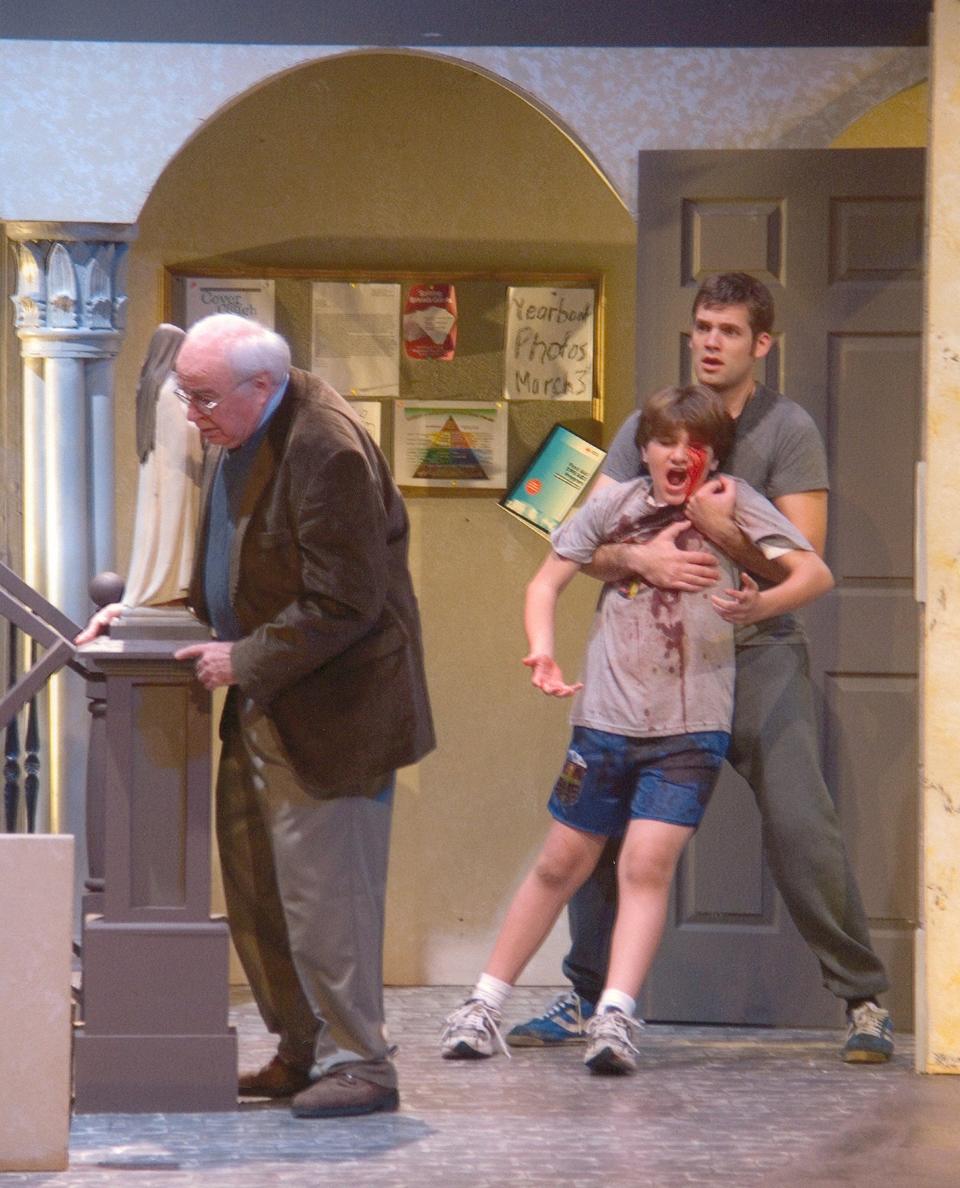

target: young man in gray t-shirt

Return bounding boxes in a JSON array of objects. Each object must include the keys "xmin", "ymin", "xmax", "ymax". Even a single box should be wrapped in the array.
[{"xmin": 506, "ymin": 272, "xmax": 894, "ymax": 1064}]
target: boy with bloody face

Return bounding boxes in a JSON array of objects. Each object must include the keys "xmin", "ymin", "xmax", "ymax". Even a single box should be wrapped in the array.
[{"xmin": 440, "ymin": 385, "xmax": 833, "ymax": 1075}]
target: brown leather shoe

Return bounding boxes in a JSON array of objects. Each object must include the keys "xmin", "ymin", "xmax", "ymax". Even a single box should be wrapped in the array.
[
  {"xmin": 238, "ymin": 1055, "xmax": 312, "ymax": 1098},
  {"xmin": 290, "ymin": 1069, "xmax": 399, "ymax": 1118}
]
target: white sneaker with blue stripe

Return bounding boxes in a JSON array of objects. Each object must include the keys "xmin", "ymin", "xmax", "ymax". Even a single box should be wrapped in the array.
[
  {"xmin": 842, "ymin": 1002, "xmax": 894, "ymax": 1063},
  {"xmin": 505, "ymin": 990, "xmax": 595, "ymax": 1047}
]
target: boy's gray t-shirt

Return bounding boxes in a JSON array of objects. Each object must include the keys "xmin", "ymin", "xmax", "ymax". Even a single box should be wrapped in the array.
[
  {"xmin": 551, "ymin": 475, "xmax": 813, "ymax": 738},
  {"xmin": 601, "ymin": 385, "xmax": 828, "ymax": 647}
]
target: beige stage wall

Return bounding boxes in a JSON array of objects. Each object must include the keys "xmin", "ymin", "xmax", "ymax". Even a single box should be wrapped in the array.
[{"xmin": 0, "ymin": 39, "xmax": 939, "ymax": 991}]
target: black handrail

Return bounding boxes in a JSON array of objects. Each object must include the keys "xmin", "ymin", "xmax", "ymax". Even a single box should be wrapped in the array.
[
  {"xmin": 4, "ymin": 622, "xmax": 20, "ymax": 831},
  {"xmin": 0, "ymin": 561, "xmax": 80, "ymax": 833}
]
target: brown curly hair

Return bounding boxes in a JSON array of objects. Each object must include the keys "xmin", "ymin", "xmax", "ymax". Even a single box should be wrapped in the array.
[{"xmin": 636, "ymin": 384, "xmax": 736, "ymax": 467}]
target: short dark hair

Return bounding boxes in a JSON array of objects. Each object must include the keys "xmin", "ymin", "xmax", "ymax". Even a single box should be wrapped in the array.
[
  {"xmin": 637, "ymin": 384, "xmax": 736, "ymax": 468},
  {"xmin": 692, "ymin": 272, "xmax": 775, "ymax": 338}
]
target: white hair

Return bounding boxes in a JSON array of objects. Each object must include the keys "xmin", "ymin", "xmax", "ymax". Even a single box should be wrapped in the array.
[{"xmin": 184, "ymin": 313, "xmax": 291, "ymax": 383}]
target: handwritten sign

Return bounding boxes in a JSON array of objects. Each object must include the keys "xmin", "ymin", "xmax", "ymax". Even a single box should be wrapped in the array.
[
  {"xmin": 349, "ymin": 400, "xmax": 382, "ymax": 446},
  {"xmin": 504, "ymin": 287, "xmax": 594, "ymax": 402}
]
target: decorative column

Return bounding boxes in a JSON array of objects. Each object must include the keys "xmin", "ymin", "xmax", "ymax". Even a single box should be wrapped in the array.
[{"xmin": 7, "ymin": 222, "xmax": 135, "ymax": 834}]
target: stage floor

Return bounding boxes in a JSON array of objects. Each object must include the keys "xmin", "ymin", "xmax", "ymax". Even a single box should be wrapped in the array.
[{"xmin": 7, "ymin": 987, "xmax": 957, "ymax": 1187}]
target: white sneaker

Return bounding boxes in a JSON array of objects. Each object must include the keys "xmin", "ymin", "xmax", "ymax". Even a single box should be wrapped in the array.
[
  {"xmin": 584, "ymin": 1008, "xmax": 644, "ymax": 1074},
  {"xmin": 440, "ymin": 998, "xmax": 510, "ymax": 1060}
]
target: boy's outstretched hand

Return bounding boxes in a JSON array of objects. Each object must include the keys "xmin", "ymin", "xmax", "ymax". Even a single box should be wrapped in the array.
[{"xmin": 523, "ymin": 653, "xmax": 584, "ymax": 698}]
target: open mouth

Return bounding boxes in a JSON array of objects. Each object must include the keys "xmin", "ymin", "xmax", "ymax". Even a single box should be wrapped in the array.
[{"xmin": 666, "ymin": 466, "xmax": 687, "ymax": 488}]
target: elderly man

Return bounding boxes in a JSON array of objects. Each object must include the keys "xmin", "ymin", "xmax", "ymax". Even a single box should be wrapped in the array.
[{"xmin": 164, "ymin": 313, "xmax": 434, "ymax": 1117}]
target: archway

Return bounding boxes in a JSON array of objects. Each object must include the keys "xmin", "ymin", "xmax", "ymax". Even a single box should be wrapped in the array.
[{"xmin": 120, "ymin": 49, "xmax": 637, "ymax": 983}]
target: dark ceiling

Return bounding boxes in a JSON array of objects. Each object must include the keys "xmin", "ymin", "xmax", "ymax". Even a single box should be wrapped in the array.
[{"xmin": 0, "ymin": 0, "xmax": 930, "ymax": 48}]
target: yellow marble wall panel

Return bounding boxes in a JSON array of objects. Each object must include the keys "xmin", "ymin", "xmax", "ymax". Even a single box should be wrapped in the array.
[
  {"xmin": 921, "ymin": 0, "xmax": 960, "ymax": 1074},
  {"xmin": 0, "ymin": 835, "xmax": 73, "ymax": 1170},
  {"xmin": 832, "ymin": 82, "xmax": 928, "ymax": 147}
]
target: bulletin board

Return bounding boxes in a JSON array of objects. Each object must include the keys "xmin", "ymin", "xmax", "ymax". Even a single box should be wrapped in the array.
[{"xmin": 164, "ymin": 267, "xmax": 604, "ymax": 496}]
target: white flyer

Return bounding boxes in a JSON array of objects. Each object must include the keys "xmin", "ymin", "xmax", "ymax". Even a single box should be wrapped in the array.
[{"xmin": 311, "ymin": 282, "xmax": 401, "ymax": 397}]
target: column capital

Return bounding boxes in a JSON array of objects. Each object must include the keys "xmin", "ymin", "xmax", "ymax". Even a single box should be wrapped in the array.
[
  {"xmin": 5, "ymin": 222, "xmax": 138, "ymax": 245},
  {"xmin": 17, "ymin": 329, "xmax": 125, "ymax": 360},
  {"xmin": 9, "ymin": 225, "xmax": 136, "ymax": 355}
]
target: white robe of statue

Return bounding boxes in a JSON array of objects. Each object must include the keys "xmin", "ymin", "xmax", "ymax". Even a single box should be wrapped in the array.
[{"xmin": 122, "ymin": 325, "xmax": 203, "ymax": 608}]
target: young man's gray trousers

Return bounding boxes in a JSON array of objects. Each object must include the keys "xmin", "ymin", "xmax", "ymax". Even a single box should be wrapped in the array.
[{"xmin": 563, "ymin": 640, "xmax": 889, "ymax": 1006}]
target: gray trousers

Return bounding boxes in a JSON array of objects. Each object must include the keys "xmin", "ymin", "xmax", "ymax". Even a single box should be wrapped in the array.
[
  {"xmin": 217, "ymin": 698, "xmax": 397, "ymax": 1089},
  {"xmin": 564, "ymin": 641, "xmax": 889, "ymax": 1005}
]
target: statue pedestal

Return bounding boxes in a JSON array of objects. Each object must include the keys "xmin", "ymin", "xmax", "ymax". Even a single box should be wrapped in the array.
[{"xmin": 74, "ymin": 610, "xmax": 237, "ymax": 1112}]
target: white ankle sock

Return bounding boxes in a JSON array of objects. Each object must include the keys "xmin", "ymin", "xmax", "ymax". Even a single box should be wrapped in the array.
[
  {"xmin": 473, "ymin": 972, "xmax": 512, "ymax": 1013},
  {"xmin": 597, "ymin": 988, "xmax": 636, "ymax": 1017}
]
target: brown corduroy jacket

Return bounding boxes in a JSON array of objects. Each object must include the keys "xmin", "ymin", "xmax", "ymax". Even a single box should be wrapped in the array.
[{"xmin": 188, "ymin": 367, "xmax": 435, "ymax": 792}]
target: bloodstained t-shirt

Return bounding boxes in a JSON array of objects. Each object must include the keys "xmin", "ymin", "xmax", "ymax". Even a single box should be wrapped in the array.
[
  {"xmin": 550, "ymin": 476, "xmax": 813, "ymax": 738},
  {"xmin": 600, "ymin": 385, "xmax": 828, "ymax": 648}
]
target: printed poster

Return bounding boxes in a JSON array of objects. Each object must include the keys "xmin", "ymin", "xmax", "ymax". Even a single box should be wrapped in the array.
[
  {"xmin": 500, "ymin": 425, "xmax": 606, "ymax": 535},
  {"xmin": 394, "ymin": 401, "xmax": 507, "ymax": 490},
  {"xmin": 184, "ymin": 278, "xmax": 275, "ymax": 328},
  {"xmin": 403, "ymin": 283, "xmax": 457, "ymax": 360},
  {"xmin": 311, "ymin": 282, "xmax": 401, "ymax": 397},
  {"xmin": 504, "ymin": 286, "xmax": 595, "ymax": 402}
]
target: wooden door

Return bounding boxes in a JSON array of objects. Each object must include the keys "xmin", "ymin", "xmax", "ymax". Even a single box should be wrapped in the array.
[{"xmin": 634, "ymin": 149, "xmax": 923, "ymax": 1027}]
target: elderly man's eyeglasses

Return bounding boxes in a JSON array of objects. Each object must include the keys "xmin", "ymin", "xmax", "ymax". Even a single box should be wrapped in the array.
[{"xmin": 174, "ymin": 375, "xmax": 256, "ymax": 412}]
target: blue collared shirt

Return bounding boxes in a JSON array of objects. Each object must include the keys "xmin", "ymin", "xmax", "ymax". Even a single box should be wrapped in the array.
[{"xmin": 204, "ymin": 375, "xmax": 289, "ymax": 641}]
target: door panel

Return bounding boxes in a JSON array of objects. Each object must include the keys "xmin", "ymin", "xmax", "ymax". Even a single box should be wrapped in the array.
[
  {"xmin": 634, "ymin": 149, "xmax": 923, "ymax": 1027},
  {"xmin": 828, "ymin": 334, "xmax": 920, "ymax": 579},
  {"xmin": 824, "ymin": 674, "xmax": 918, "ymax": 922}
]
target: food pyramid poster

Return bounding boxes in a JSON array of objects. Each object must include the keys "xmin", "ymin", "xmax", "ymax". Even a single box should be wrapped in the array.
[
  {"xmin": 413, "ymin": 416, "xmax": 488, "ymax": 480},
  {"xmin": 394, "ymin": 401, "xmax": 507, "ymax": 490}
]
